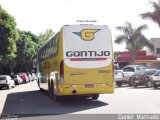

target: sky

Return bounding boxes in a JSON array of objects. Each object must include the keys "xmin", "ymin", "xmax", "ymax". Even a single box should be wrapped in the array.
[{"xmin": 0, "ymin": 0, "xmax": 160, "ymax": 51}]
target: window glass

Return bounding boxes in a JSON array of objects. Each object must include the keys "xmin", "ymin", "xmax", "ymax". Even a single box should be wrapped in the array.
[
  {"xmin": 38, "ymin": 32, "xmax": 59, "ymax": 61},
  {"xmin": 154, "ymin": 71, "xmax": 160, "ymax": 76},
  {"xmin": 123, "ymin": 67, "xmax": 135, "ymax": 72},
  {"xmin": 156, "ymin": 48, "xmax": 160, "ymax": 54},
  {"xmin": 53, "ymin": 34, "xmax": 59, "ymax": 56},
  {"xmin": 147, "ymin": 70, "xmax": 156, "ymax": 75},
  {"xmin": 136, "ymin": 67, "xmax": 141, "ymax": 70},
  {"xmin": 0, "ymin": 77, "xmax": 6, "ymax": 80}
]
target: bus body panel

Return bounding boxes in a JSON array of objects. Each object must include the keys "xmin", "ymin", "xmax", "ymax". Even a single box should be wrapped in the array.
[{"xmin": 63, "ymin": 63, "xmax": 113, "ymax": 85}]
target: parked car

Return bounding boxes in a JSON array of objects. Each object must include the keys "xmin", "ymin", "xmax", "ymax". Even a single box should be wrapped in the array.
[
  {"xmin": 27, "ymin": 73, "xmax": 32, "ymax": 82},
  {"xmin": 122, "ymin": 65, "xmax": 146, "ymax": 86},
  {"xmin": 18, "ymin": 73, "xmax": 29, "ymax": 83},
  {"xmin": 130, "ymin": 69, "xmax": 157, "ymax": 88},
  {"xmin": 0, "ymin": 75, "xmax": 15, "ymax": 89},
  {"xmin": 151, "ymin": 70, "xmax": 160, "ymax": 89},
  {"xmin": 12, "ymin": 75, "xmax": 23, "ymax": 85},
  {"xmin": 114, "ymin": 70, "xmax": 124, "ymax": 86},
  {"xmin": 31, "ymin": 73, "xmax": 37, "ymax": 81}
]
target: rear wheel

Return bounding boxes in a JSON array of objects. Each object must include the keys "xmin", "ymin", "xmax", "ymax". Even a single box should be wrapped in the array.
[
  {"xmin": 128, "ymin": 79, "xmax": 132, "ymax": 86},
  {"xmin": 153, "ymin": 84, "xmax": 158, "ymax": 89},
  {"xmin": 49, "ymin": 80, "xmax": 54, "ymax": 99},
  {"xmin": 92, "ymin": 94, "xmax": 99, "ymax": 100},
  {"xmin": 37, "ymin": 79, "xmax": 40, "ymax": 87},
  {"xmin": 7, "ymin": 84, "xmax": 10, "ymax": 90},
  {"xmin": 17, "ymin": 82, "xmax": 20, "ymax": 85},
  {"xmin": 146, "ymin": 81, "xmax": 152, "ymax": 88},
  {"xmin": 12, "ymin": 83, "xmax": 16, "ymax": 88},
  {"xmin": 49, "ymin": 79, "xmax": 61, "ymax": 101},
  {"xmin": 134, "ymin": 83, "xmax": 137, "ymax": 88},
  {"xmin": 116, "ymin": 82, "xmax": 122, "ymax": 87}
]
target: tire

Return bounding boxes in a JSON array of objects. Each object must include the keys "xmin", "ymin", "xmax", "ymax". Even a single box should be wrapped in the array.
[
  {"xmin": 7, "ymin": 84, "xmax": 10, "ymax": 90},
  {"xmin": 49, "ymin": 80, "xmax": 54, "ymax": 99},
  {"xmin": 49, "ymin": 79, "xmax": 61, "ymax": 102},
  {"xmin": 128, "ymin": 79, "xmax": 132, "ymax": 86},
  {"xmin": 12, "ymin": 83, "xmax": 16, "ymax": 88},
  {"xmin": 146, "ymin": 81, "xmax": 152, "ymax": 88},
  {"xmin": 48, "ymin": 79, "xmax": 50, "ymax": 95},
  {"xmin": 37, "ymin": 79, "xmax": 40, "ymax": 87},
  {"xmin": 116, "ymin": 82, "xmax": 122, "ymax": 87},
  {"xmin": 153, "ymin": 84, "xmax": 158, "ymax": 89},
  {"xmin": 134, "ymin": 83, "xmax": 137, "ymax": 88},
  {"xmin": 92, "ymin": 94, "xmax": 99, "ymax": 100}
]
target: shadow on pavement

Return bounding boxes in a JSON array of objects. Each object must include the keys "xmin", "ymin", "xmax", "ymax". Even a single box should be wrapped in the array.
[
  {"xmin": 126, "ymin": 86, "xmax": 148, "ymax": 89},
  {"xmin": 115, "ymin": 85, "xmax": 130, "ymax": 88},
  {"xmin": 2, "ymin": 90, "xmax": 108, "ymax": 118},
  {"xmin": 148, "ymin": 87, "xmax": 160, "ymax": 90}
]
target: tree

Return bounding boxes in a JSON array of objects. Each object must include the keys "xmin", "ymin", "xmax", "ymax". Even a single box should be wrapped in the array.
[
  {"xmin": 14, "ymin": 29, "xmax": 54, "ymax": 73},
  {"xmin": 38, "ymin": 29, "xmax": 54, "ymax": 48},
  {"xmin": 14, "ymin": 30, "xmax": 37, "ymax": 73},
  {"xmin": 114, "ymin": 22, "xmax": 154, "ymax": 64},
  {"xmin": 0, "ymin": 6, "xmax": 18, "ymax": 74},
  {"xmin": 140, "ymin": 0, "xmax": 160, "ymax": 27},
  {"xmin": 0, "ymin": 6, "xmax": 18, "ymax": 59}
]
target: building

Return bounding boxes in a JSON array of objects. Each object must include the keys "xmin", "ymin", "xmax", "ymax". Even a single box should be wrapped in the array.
[
  {"xmin": 115, "ymin": 50, "xmax": 157, "ymax": 69},
  {"xmin": 146, "ymin": 38, "xmax": 160, "ymax": 57},
  {"xmin": 115, "ymin": 38, "xmax": 160, "ymax": 69}
]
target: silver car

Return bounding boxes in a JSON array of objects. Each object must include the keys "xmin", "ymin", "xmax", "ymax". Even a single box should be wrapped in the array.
[
  {"xmin": 0, "ymin": 75, "xmax": 15, "ymax": 89},
  {"xmin": 151, "ymin": 70, "xmax": 160, "ymax": 89},
  {"xmin": 114, "ymin": 70, "xmax": 124, "ymax": 86},
  {"xmin": 123, "ymin": 65, "xmax": 146, "ymax": 86},
  {"xmin": 12, "ymin": 75, "xmax": 23, "ymax": 85}
]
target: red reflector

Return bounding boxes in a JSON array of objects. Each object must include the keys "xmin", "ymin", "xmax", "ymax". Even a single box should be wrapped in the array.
[
  {"xmin": 70, "ymin": 58, "xmax": 107, "ymax": 61},
  {"xmin": 85, "ymin": 84, "xmax": 94, "ymax": 88}
]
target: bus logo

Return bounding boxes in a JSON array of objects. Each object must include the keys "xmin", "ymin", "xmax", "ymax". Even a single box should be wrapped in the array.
[{"xmin": 73, "ymin": 29, "xmax": 100, "ymax": 41}]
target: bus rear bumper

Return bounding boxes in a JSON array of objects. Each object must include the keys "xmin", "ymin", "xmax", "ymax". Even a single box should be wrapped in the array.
[{"xmin": 57, "ymin": 83, "xmax": 114, "ymax": 96}]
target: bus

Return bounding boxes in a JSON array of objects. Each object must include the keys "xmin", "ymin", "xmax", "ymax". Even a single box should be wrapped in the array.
[{"xmin": 37, "ymin": 24, "xmax": 114, "ymax": 101}]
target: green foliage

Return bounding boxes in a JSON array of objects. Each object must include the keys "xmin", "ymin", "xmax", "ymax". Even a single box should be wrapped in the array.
[
  {"xmin": 140, "ymin": 0, "xmax": 160, "ymax": 27},
  {"xmin": 14, "ymin": 30, "xmax": 38, "ymax": 72},
  {"xmin": 14, "ymin": 29, "xmax": 53, "ymax": 73},
  {"xmin": 38, "ymin": 29, "xmax": 54, "ymax": 48},
  {"xmin": 0, "ymin": 6, "xmax": 55, "ymax": 74},
  {"xmin": 0, "ymin": 6, "xmax": 18, "ymax": 59}
]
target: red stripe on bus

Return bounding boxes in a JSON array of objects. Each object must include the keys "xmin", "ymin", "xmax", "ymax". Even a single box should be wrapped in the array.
[{"xmin": 70, "ymin": 58, "xmax": 107, "ymax": 61}]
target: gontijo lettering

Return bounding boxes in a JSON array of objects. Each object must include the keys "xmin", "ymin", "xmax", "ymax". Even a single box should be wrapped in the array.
[{"xmin": 66, "ymin": 51, "xmax": 110, "ymax": 57}]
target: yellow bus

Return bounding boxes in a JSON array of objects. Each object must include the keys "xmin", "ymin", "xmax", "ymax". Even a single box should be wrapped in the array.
[{"xmin": 37, "ymin": 25, "xmax": 114, "ymax": 101}]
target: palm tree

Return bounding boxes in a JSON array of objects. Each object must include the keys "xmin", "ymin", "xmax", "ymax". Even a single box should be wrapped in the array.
[
  {"xmin": 140, "ymin": 0, "xmax": 160, "ymax": 27},
  {"xmin": 115, "ymin": 22, "xmax": 154, "ymax": 64}
]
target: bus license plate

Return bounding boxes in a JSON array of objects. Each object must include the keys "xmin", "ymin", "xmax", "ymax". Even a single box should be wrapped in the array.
[{"xmin": 85, "ymin": 84, "xmax": 94, "ymax": 88}]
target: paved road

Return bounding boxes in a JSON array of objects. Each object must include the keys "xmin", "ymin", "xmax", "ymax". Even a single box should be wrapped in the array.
[{"xmin": 0, "ymin": 81, "xmax": 160, "ymax": 118}]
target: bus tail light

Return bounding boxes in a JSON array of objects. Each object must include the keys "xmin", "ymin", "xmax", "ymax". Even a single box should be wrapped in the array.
[{"xmin": 60, "ymin": 61, "xmax": 64, "ymax": 83}]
